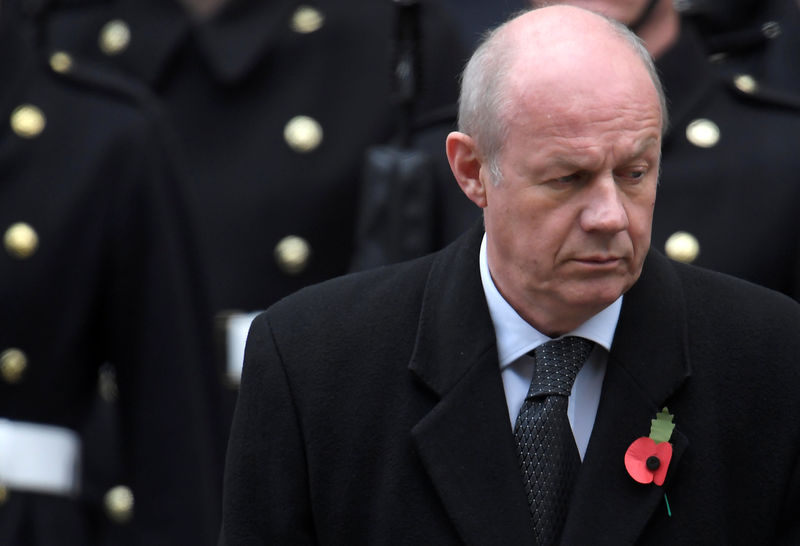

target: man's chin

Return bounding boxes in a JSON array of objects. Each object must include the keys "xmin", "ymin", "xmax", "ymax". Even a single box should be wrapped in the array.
[{"xmin": 563, "ymin": 278, "xmax": 633, "ymax": 311}]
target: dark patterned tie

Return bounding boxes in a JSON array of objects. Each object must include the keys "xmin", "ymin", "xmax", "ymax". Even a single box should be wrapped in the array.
[{"xmin": 514, "ymin": 336, "xmax": 594, "ymax": 546}]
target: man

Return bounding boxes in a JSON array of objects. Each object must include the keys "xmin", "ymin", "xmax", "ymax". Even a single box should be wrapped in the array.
[
  {"xmin": 220, "ymin": 6, "xmax": 800, "ymax": 545},
  {"xmin": 1, "ymin": 4, "xmax": 221, "ymax": 544}
]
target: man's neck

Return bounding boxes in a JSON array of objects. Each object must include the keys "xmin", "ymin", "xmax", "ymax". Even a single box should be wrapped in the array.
[
  {"xmin": 634, "ymin": 0, "xmax": 681, "ymax": 59},
  {"xmin": 175, "ymin": 0, "xmax": 230, "ymax": 21}
]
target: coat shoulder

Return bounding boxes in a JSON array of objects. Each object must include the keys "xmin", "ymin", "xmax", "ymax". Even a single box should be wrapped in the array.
[
  {"xmin": 670, "ymin": 256, "xmax": 800, "ymax": 339},
  {"xmin": 264, "ymin": 253, "xmax": 437, "ymax": 338}
]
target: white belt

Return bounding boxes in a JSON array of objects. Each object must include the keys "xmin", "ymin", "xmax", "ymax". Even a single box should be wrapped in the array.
[
  {"xmin": 225, "ymin": 311, "xmax": 263, "ymax": 385},
  {"xmin": 0, "ymin": 419, "xmax": 81, "ymax": 496}
]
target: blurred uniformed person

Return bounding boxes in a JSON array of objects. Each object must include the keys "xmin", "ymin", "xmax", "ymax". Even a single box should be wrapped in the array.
[
  {"xmin": 33, "ymin": 0, "xmax": 465, "ymax": 387},
  {"xmin": 1, "ymin": 4, "xmax": 222, "ymax": 544}
]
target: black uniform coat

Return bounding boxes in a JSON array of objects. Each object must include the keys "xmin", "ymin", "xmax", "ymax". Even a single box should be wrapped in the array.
[
  {"xmin": 686, "ymin": 0, "xmax": 800, "ymax": 98},
  {"xmin": 221, "ymin": 220, "xmax": 800, "ymax": 545},
  {"xmin": 652, "ymin": 22, "xmax": 800, "ymax": 299},
  {"xmin": 0, "ymin": 15, "xmax": 220, "ymax": 545},
  {"xmin": 40, "ymin": 0, "xmax": 464, "ymax": 315}
]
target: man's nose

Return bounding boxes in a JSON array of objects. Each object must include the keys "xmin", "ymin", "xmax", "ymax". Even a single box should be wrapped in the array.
[{"xmin": 579, "ymin": 175, "xmax": 629, "ymax": 233}]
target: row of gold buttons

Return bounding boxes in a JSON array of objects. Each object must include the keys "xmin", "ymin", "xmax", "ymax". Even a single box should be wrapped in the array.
[
  {"xmin": 0, "ymin": 55, "xmax": 68, "ymax": 387},
  {"xmin": 92, "ymin": 10, "xmax": 327, "ymax": 275},
  {"xmin": 3, "ymin": 47, "xmax": 139, "ymax": 518},
  {"xmin": 665, "ymin": 72, "xmax": 764, "ymax": 264}
]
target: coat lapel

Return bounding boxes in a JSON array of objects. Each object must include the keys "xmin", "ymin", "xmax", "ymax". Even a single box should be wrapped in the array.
[
  {"xmin": 409, "ymin": 221, "xmax": 534, "ymax": 545},
  {"xmin": 562, "ymin": 249, "xmax": 692, "ymax": 544}
]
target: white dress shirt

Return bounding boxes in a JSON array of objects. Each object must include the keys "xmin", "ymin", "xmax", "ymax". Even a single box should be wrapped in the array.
[{"xmin": 479, "ymin": 234, "xmax": 621, "ymax": 460}]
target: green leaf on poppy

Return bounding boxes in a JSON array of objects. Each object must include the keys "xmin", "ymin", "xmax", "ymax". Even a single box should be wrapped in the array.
[{"xmin": 649, "ymin": 407, "xmax": 675, "ymax": 444}]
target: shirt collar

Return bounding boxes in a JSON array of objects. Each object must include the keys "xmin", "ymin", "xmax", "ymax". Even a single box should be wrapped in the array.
[{"xmin": 479, "ymin": 233, "xmax": 622, "ymax": 369}]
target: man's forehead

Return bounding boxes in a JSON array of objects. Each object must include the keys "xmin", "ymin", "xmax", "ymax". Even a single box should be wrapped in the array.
[
  {"xmin": 551, "ymin": 133, "xmax": 660, "ymax": 155},
  {"xmin": 506, "ymin": 90, "xmax": 663, "ymax": 140},
  {"xmin": 514, "ymin": 130, "xmax": 662, "ymax": 174}
]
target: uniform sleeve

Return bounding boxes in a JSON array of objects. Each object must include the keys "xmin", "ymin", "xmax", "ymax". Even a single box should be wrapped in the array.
[
  {"xmin": 219, "ymin": 312, "xmax": 316, "ymax": 545},
  {"xmin": 775, "ymin": 438, "xmax": 800, "ymax": 543},
  {"xmin": 104, "ymin": 112, "xmax": 223, "ymax": 545}
]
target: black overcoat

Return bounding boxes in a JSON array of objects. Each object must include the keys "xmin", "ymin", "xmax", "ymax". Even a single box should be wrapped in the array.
[{"xmin": 221, "ymin": 220, "xmax": 800, "ymax": 544}]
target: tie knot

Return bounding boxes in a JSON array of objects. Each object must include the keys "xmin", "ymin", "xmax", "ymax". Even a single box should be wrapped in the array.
[{"xmin": 528, "ymin": 336, "xmax": 594, "ymax": 398}]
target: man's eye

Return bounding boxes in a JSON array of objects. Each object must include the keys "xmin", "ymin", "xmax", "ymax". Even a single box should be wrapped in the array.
[
  {"xmin": 554, "ymin": 173, "xmax": 580, "ymax": 183},
  {"xmin": 618, "ymin": 169, "xmax": 646, "ymax": 181}
]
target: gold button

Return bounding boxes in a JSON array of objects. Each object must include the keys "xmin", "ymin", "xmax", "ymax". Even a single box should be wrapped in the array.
[
  {"xmin": 708, "ymin": 52, "xmax": 727, "ymax": 64},
  {"xmin": 283, "ymin": 115, "xmax": 323, "ymax": 153},
  {"xmin": 99, "ymin": 19, "xmax": 131, "ymax": 56},
  {"xmin": 290, "ymin": 6, "xmax": 325, "ymax": 34},
  {"xmin": 1, "ymin": 348, "xmax": 28, "ymax": 384},
  {"xmin": 0, "ymin": 485, "xmax": 8, "ymax": 504},
  {"xmin": 4, "ymin": 222, "xmax": 39, "ymax": 259},
  {"xmin": 49, "ymin": 51, "xmax": 73, "ymax": 74},
  {"xmin": 734, "ymin": 74, "xmax": 758, "ymax": 94},
  {"xmin": 10, "ymin": 104, "xmax": 46, "ymax": 139},
  {"xmin": 685, "ymin": 118, "xmax": 720, "ymax": 148},
  {"xmin": 274, "ymin": 235, "xmax": 311, "ymax": 275},
  {"xmin": 665, "ymin": 231, "xmax": 700, "ymax": 264},
  {"xmin": 98, "ymin": 364, "xmax": 119, "ymax": 403},
  {"xmin": 104, "ymin": 485, "xmax": 134, "ymax": 523}
]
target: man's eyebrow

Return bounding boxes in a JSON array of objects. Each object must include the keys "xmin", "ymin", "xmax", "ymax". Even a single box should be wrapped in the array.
[
  {"xmin": 530, "ymin": 157, "xmax": 585, "ymax": 177},
  {"xmin": 629, "ymin": 136, "xmax": 660, "ymax": 159},
  {"xmin": 533, "ymin": 135, "xmax": 662, "ymax": 174},
  {"xmin": 549, "ymin": 157, "xmax": 583, "ymax": 170}
]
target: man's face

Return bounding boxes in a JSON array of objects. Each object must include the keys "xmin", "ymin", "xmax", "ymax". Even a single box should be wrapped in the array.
[{"xmin": 481, "ymin": 60, "xmax": 662, "ymax": 334}]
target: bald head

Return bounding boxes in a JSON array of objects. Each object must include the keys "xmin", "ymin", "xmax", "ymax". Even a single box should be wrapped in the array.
[{"xmin": 458, "ymin": 6, "xmax": 666, "ymax": 181}]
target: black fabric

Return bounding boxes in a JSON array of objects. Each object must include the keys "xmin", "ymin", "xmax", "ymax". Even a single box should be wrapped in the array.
[{"xmin": 696, "ymin": 0, "xmax": 800, "ymax": 98}]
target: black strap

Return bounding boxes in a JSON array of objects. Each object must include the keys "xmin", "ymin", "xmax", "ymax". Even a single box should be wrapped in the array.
[{"xmin": 391, "ymin": 0, "xmax": 421, "ymax": 147}]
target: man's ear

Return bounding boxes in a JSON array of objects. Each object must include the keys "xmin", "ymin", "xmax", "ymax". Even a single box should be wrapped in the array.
[{"xmin": 446, "ymin": 131, "xmax": 488, "ymax": 208}]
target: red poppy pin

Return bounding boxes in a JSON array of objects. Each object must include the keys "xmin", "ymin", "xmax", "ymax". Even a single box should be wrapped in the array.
[{"xmin": 624, "ymin": 408, "xmax": 676, "ymax": 515}]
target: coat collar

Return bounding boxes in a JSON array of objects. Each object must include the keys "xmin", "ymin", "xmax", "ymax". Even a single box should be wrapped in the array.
[
  {"xmin": 109, "ymin": 0, "xmax": 300, "ymax": 86},
  {"xmin": 410, "ymin": 225, "xmax": 692, "ymax": 544},
  {"xmin": 409, "ymin": 219, "xmax": 536, "ymax": 544},
  {"xmin": 193, "ymin": 0, "xmax": 301, "ymax": 84},
  {"xmin": 409, "ymin": 220, "xmax": 494, "ymax": 397}
]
